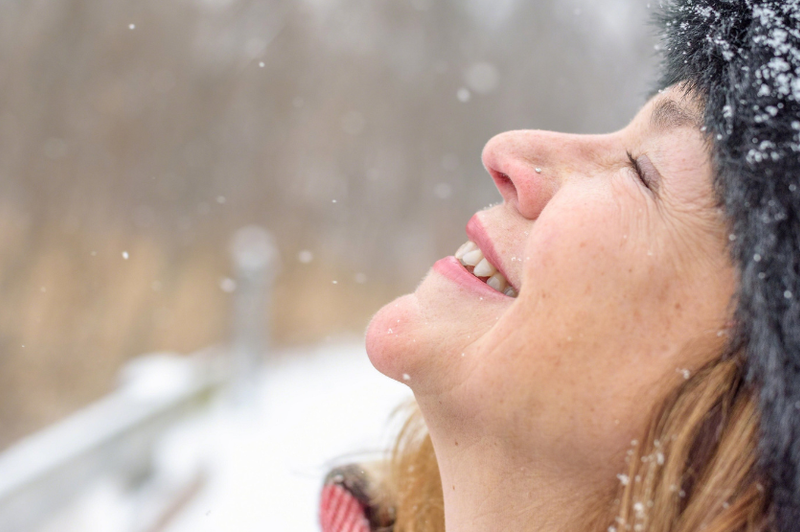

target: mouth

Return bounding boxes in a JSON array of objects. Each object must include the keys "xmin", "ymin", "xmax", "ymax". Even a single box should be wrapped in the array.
[{"xmin": 454, "ymin": 240, "xmax": 518, "ymax": 298}]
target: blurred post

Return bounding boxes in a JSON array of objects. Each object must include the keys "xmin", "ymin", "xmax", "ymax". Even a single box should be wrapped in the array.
[{"xmin": 230, "ymin": 226, "xmax": 280, "ymax": 403}]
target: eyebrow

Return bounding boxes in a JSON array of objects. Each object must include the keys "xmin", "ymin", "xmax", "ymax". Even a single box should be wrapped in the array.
[{"xmin": 650, "ymin": 98, "xmax": 704, "ymax": 132}]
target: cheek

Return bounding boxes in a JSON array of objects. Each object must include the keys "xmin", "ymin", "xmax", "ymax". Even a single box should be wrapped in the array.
[
  {"xmin": 524, "ymin": 210, "xmax": 633, "ymax": 305},
  {"xmin": 493, "ymin": 213, "xmax": 728, "ymax": 442},
  {"xmin": 522, "ymin": 193, "xmax": 675, "ymax": 335},
  {"xmin": 494, "ymin": 212, "xmax": 675, "ymax": 392}
]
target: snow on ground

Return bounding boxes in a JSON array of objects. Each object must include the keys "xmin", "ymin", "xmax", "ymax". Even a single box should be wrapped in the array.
[{"xmin": 161, "ymin": 338, "xmax": 412, "ymax": 532}]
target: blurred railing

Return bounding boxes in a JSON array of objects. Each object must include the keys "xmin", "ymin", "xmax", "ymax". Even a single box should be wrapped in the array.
[{"xmin": 0, "ymin": 226, "xmax": 278, "ymax": 532}]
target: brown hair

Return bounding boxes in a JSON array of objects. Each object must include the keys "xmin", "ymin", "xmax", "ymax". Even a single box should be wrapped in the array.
[{"xmin": 380, "ymin": 353, "xmax": 769, "ymax": 532}]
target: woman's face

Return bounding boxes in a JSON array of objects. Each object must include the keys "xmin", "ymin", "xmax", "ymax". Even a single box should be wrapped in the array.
[{"xmin": 366, "ymin": 87, "xmax": 736, "ymax": 469}]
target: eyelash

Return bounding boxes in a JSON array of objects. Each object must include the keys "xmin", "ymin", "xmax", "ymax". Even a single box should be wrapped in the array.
[{"xmin": 626, "ymin": 151, "xmax": 649, "ymax": 190}]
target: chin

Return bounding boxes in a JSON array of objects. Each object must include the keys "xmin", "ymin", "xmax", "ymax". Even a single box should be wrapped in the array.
[
  {"xmin": 365, "ymin": 293, "xmax": 425, "ymax": 383},
  {"xmin": 365, "ymin": 262, "xmax": 513, "ymax": 387}
]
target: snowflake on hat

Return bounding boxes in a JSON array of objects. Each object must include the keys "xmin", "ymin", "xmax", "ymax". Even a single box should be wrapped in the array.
[{"xmin": 658, "ymin": 1, "xmax": 800, "ymax": 529}]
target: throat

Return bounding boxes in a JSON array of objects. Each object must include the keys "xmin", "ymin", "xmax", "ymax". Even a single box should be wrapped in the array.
[{"xmin": 414, "ymin": 407, "xmax": 611, "ymax": 532}]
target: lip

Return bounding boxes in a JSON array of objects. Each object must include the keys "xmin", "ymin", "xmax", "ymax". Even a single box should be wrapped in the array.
[
  {"xmin": 465, "ymin": 214, "xmax": 517, "ymax": 291},
  {"xmin": 433, "ymin": 257, "xmax": 508, "ymax": 299}
]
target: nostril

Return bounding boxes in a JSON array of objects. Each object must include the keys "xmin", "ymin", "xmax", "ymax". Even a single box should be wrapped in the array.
[{"xmin": 488, "ymin": 167, "xmax": 518, "ymax": 203}]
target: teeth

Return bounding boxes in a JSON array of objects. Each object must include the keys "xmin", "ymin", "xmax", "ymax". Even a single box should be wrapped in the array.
[
  {"xmin": 461, "ymin": 248, "xmax": 484, "ymax": 267},
  {"xmin": 473, "ymin": 258, "xmax": 497, "ymax": 277},
  {"xmin": 486, "ymin": 272, "xmax": 507, "ymax": 292},
  {"xmin": 454, "ymin": 239, "xmax": 519, "ymax": 298},
  {"xmin": 455, "ymin": 241, "xmax": 478, "ymax": 260}
]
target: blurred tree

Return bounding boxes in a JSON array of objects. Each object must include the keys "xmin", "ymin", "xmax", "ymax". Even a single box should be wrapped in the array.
[{"xmin": 0, "ymin": 0, "xmax": 657, "ymax": 449}]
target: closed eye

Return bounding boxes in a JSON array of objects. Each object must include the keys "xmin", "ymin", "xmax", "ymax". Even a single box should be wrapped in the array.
[
  {"xmin": 626, "ymin": 151, "xmax": 662, "ymax": 198},
  {"xmin": 626, "ymin": 151, "xmax": 649, "ymax": 190}
]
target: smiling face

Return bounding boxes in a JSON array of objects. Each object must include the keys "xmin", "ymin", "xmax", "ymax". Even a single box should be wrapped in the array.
[{"xmin": 366, "ymin": 87, "xmax": 737, "ymax": 472}]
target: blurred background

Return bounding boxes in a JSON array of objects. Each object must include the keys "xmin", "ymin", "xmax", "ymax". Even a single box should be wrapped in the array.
[{"xmin": 0, "ymin": 0, "xmax": 659, "ymax": 530}]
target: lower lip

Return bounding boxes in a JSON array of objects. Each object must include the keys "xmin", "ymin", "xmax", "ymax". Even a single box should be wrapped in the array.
[{"xmin": 432, "ymin": 256, "xmax": 509, "ymax": 299}]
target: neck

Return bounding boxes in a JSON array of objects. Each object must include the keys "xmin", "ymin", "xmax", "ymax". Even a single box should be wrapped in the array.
[{"xmin": 424, "ymin": 416, "xmax": 612, "ymax": 532}]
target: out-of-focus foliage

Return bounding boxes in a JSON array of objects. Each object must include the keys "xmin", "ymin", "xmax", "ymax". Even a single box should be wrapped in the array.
[{"xmin": 0, "ymin": 0, "xmax": 656, "ymax": 449}]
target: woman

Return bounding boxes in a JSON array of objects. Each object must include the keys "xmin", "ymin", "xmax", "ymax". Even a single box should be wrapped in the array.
[{"xmin": 320, "ymin": 1, "xmax": 800, "ymax": 531}]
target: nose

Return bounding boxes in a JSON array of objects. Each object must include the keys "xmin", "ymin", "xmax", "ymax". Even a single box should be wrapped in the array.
[{"xmin": 481, "ymin": 129, "xmax": 602, "ymax": 220}]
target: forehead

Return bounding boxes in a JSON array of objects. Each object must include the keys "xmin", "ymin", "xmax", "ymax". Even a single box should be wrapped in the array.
[
  {"xmin": 621, "ymin": 88, "xmax": 707, "ymax": 155},
  {"xmin": 630, "ymin": 88, "xmax": 707, "ymax": 151},
  {"xmin": 649, "ymin": 96, "xmax": 704, "ymax": 133}
]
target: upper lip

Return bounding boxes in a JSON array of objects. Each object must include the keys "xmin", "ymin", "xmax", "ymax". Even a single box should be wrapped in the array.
[{"xmin": 465, "ymin": 214, "xmax": 517, "ymax": 291}]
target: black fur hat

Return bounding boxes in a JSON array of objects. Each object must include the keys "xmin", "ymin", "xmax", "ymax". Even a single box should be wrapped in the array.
[{"xmin": 657, "ymin": 1, "xmax": 800, "ymax": 529}]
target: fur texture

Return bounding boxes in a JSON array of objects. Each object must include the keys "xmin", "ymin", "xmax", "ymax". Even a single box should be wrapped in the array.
[{"xmin": 657, "ymin": 1, "xmax": 800, "ymax": 529}]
